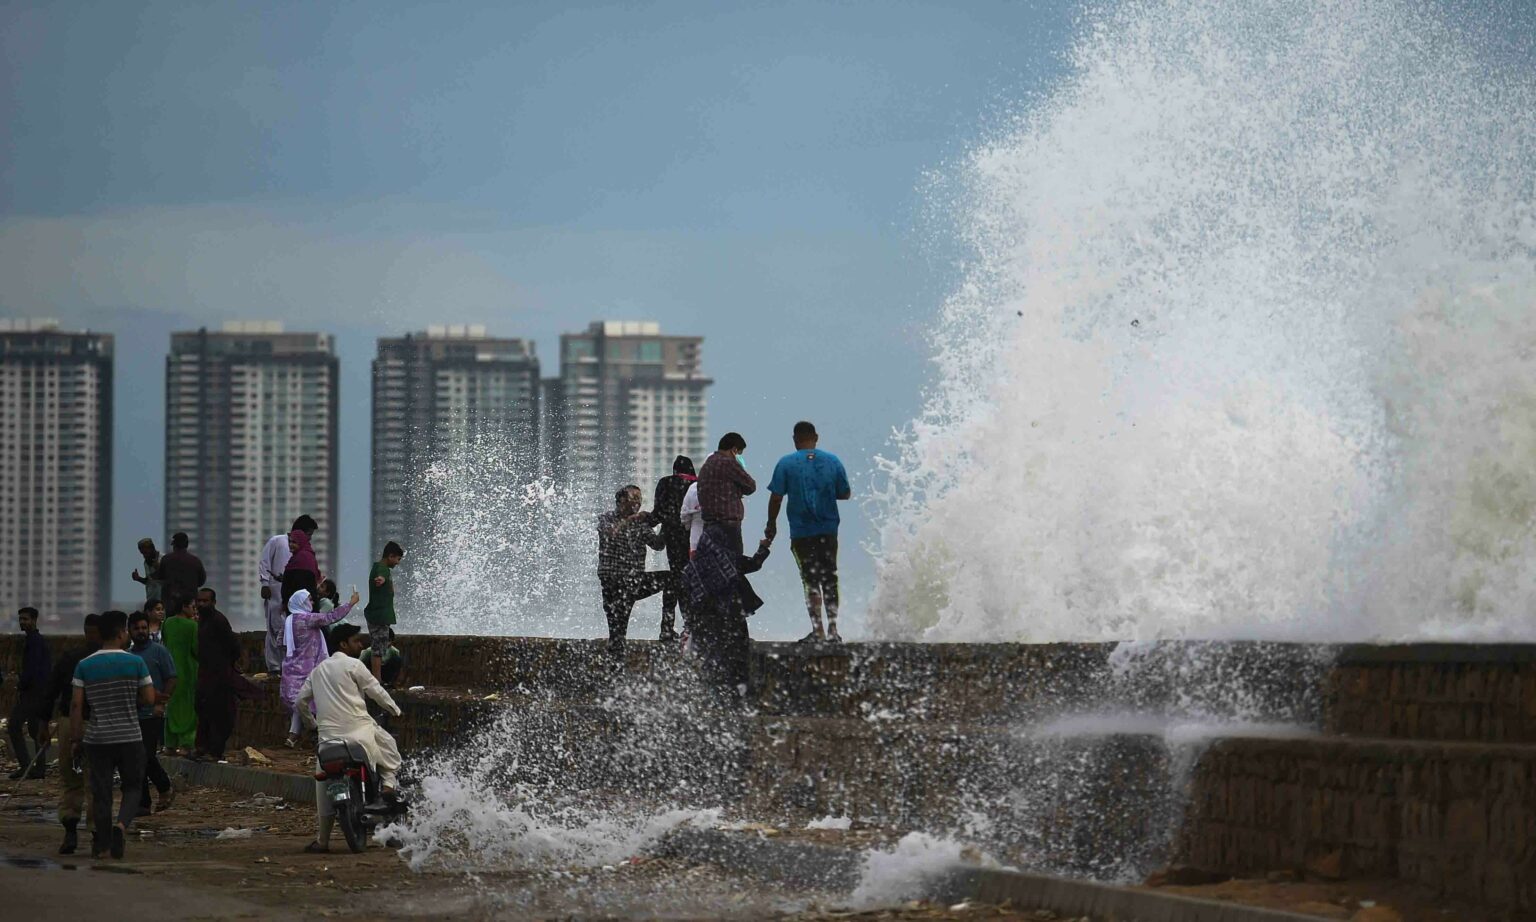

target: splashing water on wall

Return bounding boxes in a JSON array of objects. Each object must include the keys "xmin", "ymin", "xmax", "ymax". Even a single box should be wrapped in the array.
[
  {"xmin": 870, "ymin": 0, "xmax": 1536, "ymax": 643},
  {"xmin": 398, "ymin": 437, "xmax": 604, "ymax": 636}
]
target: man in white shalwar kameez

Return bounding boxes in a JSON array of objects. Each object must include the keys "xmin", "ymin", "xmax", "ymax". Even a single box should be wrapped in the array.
[
  {"xmin": 296, "ymin": 625, "xmax": 403, "ymax": 792},
  {"xmin": 258, "ymin": 528, "xmax": 293, "ymax": 672}
]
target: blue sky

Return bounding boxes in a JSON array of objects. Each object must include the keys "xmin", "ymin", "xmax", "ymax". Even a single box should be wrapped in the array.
[{"xmin": 0, "ymin": 1, "xmax": 1082, "ymax": 636}]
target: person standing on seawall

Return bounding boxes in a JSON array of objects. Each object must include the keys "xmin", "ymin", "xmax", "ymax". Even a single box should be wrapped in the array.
[
  {"xmin": 260, "ymin": 517, "xmax": 307, "ymax": 672},
  {"xmin": 157, "ymin": 532, "xmax": 206, "ymax": 614},
  {"xmin": 653, "ymin": 455, "xmax": 697, "ymax": 643},
  {"xmin": 130, "ymin": 537, "xmax": 163, "ymax": 605},
  {"xmin": 766, "ymin": 421, "xmax": 852, "ymax": 644},
  {"xmin": 597, "ymin": 486, "xmax": 670, "ymax": 657},
  {"xmin": 697, "ymin": 432, "xmax": 756, "ymax": 556},
  {"xmin": 281, "ymin": 516, "xmax": 322, "ymax": 608},
  {"xmin": 365, "ymin": 542, "xmax": 405, "ymax": 682}
]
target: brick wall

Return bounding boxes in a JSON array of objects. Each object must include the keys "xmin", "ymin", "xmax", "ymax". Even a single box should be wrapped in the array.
[
  {"xmin": 1177, "ymin": 736, "xmax": 1536, "ymax": 910},
  {"xmin": 1327, "ymin": 644, "xmax": 1536, "ymax": 743}
]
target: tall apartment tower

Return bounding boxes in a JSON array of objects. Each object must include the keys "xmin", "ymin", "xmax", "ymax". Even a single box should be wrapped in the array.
[
  {"xmin": 547, "ymin": 321, "xmax": 710, "ymax": 496},
  {"xmin": 370, "ymin": 325, "xmax": 541, "ymax": 558},
  {"xmin": 0, "ymin": 320, "xmax": 113, "ymax": 626},
  {"xmin": 165, "ymin": 323, "xmax": 338, "ymax": 625}
]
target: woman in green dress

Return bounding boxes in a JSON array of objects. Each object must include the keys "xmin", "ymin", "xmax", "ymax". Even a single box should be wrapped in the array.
[{"xmin": 161, "ymin": 596, "xmax": 200, "ymax": 753}]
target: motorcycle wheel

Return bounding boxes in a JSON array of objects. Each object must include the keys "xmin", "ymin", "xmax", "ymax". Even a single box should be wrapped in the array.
[{"xmin": 337, "ymin": 777, "xmax": 367, "ymax": 853}]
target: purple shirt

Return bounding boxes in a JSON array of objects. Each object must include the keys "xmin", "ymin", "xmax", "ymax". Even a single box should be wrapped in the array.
[{"xmin": 279, "ymin": 601, "xmax": 353, "ymax": 711}]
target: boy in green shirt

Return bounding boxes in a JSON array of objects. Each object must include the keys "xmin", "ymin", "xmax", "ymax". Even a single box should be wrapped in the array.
[{"xmin": 364, "ymin": 541, "xmax": 404, "ymax": 681}]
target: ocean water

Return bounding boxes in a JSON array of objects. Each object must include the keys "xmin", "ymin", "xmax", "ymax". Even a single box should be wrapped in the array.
[{"xmin": 870, "ymin": 0, "xmax": 1536, "ymax": 643}]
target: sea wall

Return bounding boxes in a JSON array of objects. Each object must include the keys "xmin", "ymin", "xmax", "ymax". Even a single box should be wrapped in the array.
[
  {"xmin": 4, "ymin": 634, "xmax": 1534, "ymax": 908},
  {"xmin": 1326, "ymin": 643, "xmax": 1536, "ymax": 744},
  {"xmin": 1178, "ymin": 735, "xmax": 1536, "ymax": 909}
]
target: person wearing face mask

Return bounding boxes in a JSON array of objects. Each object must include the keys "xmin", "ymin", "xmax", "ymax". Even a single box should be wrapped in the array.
[{"xmin": 696, "ymin": 432, "xmax": 756, "ymax": 557}]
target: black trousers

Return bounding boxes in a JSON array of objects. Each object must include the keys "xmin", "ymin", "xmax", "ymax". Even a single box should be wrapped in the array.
[
  {"xmin": 195, "ymin": 686, "xmax": 238, "ymax": 759},
  {"xmin": 693, "ymin": 600, "xmax": 751, "ymax": 698},
  {"xmin": 600, "ymin": 571, "xmax": 675, "ymax": 655},
  {"xmin": 661, "ymin": 528, "xmax": 691, "ymax": 630},
  {"xmin": 137, "ymin": 717, "xmax": 170, "ymax": 808},
  {"xmin": 86, "ymin": 741, "xmax": 144, "ymax": 850},
  {"xmin": 6, "ymin": 696, "xmax": 48, "ymax": 772}
]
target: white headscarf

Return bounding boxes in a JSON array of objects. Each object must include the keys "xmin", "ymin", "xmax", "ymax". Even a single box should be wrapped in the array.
[{"xmin": 283, "ymin": 589, "xmax": 312, "ymax": 660}]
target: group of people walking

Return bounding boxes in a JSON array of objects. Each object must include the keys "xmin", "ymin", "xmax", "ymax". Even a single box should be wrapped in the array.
[
  {"xmin": 4, "ymin": 516, "xmax": 410, "ymax": 860},
  {"xmin": 597, "ymin": 420, "xmax": 851, "ymax": 695}
]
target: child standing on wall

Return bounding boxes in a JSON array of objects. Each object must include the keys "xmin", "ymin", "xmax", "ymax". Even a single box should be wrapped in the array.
[{"xmin": 364, "ymin": 542, "xmax": 404, "ymax": 682}]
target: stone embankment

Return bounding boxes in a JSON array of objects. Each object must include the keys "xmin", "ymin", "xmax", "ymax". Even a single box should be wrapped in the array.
[{"xmin": 4, "ymin": 633, "xmax": 1535, "ymax": 909}]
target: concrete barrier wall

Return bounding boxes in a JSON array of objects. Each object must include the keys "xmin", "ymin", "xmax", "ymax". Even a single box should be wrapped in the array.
[
  {"xmin": 1327, "ymin": 644, "xmax": 1536, "ymax": 744},
  {"xmin": 1177, "ymin": 735, "xmax": 1536, "ymax": 910}
]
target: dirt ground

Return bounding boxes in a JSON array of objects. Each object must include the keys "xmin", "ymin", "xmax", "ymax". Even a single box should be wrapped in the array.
[
  {"xmin": 0, "ymin": 750, "xmax": 1510, "ymax": 922},
  {"xmin": 0, "ymin": 766, "xmax": 1070, "ymax": 921},
  {"xmin": 1147, "ymin": 876, "xmax": 1515, "ymax": 922}
]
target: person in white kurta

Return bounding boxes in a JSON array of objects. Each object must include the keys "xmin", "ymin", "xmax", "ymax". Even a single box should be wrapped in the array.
[
  {"xmin": 296, "ymin": 627, "xmax": 403, "ymax": 790},
  {"xmin": 258, "ymin": 531, "xmax": 292, "ymax": 672}
]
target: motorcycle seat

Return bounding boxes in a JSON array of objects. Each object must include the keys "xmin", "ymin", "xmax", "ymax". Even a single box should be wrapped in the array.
[{"xmin": 316, "ymin": 738, "xmax": 372, "ymax": 767}]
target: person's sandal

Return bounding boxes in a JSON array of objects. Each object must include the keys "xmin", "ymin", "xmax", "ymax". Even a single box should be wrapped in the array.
[
  {"xmin": 110, "ymin": 825, "xmax": 126, "ymax": 859},
  {"xmin": 284, "ymin": 735, "xmax": 299, "ymax": 749},
  {"xmin": 303, "ymin": 840, "xmax": 329, "ymax": 853},
  {"xmin": 826, "ymin": 627, "xmax": 844, "ymax": 644},
  {"xmin": 796, "ymin": 630, "xmax": 824, "ymax": 645}
]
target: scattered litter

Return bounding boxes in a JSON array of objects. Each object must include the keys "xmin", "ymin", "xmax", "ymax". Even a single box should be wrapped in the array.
[
  {"xmin": 243, "ymin": 747, "xmax": 273, "ymax": 765},
  {"xmin": 482, "ymin": 692, "xmax": 501, "ymax": 701},
  {"xmin": 408, "ymin": 685, "xmax": 426, "ymax": 692},
  {"xmin": 949, "ymin": 903, "xmax": 973, "ymax": 912},
  {"xmin": 216, "ymin": 827, "xmax": 255, "ymax": 839},
  {"xmin": 805, "ymin": 815, "xmax": 853, "ymax": 831},
  {"xmin": 251, "ymin": 673, "xmax": 270, "ymax": 680},
  {"xmin": 256, "ymin": 856, "xmax": 271, "ymax": 864},
  {"xmin": 231, "ymin": 793, "xmax": 285, "ymax": 809},
  {"xmin": 601, "ymin": 864, "xmax": 616, "ymax": 872}
]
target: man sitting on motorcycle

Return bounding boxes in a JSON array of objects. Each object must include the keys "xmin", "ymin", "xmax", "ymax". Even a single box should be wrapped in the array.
[{"xmin": 295, "ymin": 624, "xmax": 404, "ymax": 851}]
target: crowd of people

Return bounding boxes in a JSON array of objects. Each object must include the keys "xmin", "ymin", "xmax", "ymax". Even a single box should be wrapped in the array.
[
  {"xmin": 597, "ymin": 420, "xmax": 852, "ymax": 694},
  {"xmin": 3, "ymin": 419, "xmax": 850, "ymax": 857},
  {"xmin": 3, "ymin": 519, "xmax": 411, "ymax": 860}
]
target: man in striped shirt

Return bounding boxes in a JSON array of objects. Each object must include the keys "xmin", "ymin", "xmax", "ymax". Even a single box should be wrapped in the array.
[{"xmin": 70, "ymin": 610, "xmax": 155, "ymax": 860}]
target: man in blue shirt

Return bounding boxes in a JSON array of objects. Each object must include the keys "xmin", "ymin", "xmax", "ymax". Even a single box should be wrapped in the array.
[
  {"xmin": 71, "ymin": 610, "xmax": 154, "ymax": 859},
  {"xmin": 129, "ymin": 610, "xmax": 178, "ymax": 815},
  {"xmin": 765, "ymin": 421, "xmax": 852, "ymax": 644}
]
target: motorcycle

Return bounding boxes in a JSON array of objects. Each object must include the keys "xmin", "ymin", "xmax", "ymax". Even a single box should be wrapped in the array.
[{"xmin": 313, "ymin": 738, "xmax": 408, "ymax": 853}]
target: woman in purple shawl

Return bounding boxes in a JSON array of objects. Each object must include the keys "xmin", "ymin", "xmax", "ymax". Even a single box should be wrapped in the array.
[
  {"xmin": 280, "ymin": 586, "xmax": 358, "ymax": 747},
  {"xmin": 280, "ymin": 526, "xmax": 321, "ymax": 607}
]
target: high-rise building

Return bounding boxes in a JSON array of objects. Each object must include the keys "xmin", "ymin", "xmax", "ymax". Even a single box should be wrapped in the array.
[
  {"xmin": 370, "ymin": 325, "xmax": 541, "ymax": 558},
  {"xmin": 0, "ymin": 320, "xmax": 113, "ymax": 626},
  {"xmin": 547, "ymin": 321, "xmax": 710, "ymax": 496},
  {"xmin": 165, "ymin": 323, "xmax": 338, "ymax": 625}
]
